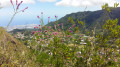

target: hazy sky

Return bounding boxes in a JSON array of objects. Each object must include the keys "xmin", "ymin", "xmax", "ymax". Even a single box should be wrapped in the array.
[{"xmin": 0, "ymin": 0, "xmax": 120, "ymax": 26}]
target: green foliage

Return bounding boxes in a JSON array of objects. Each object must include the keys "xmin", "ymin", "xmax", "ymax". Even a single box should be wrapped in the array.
[
  {"xmin": 114, "ymin": 3, "xmax": 119, "ymax": 8},
  {"xmin": 10, "ymin": 12, "xmax": 120, "ymax": 66},
  {"xmin": 77, "ymin": 19, "xmax": 84, "ymax": 26},
  {"xmin": 102, "ymin": 3, "xmax": 111, "ymax": 12},
  {"xmin": 3, "ymin": 1, "xmax": 120, "ymax": 66},
  {"xmin": 95, "ymin": 18, "xmax": 120, "ymax": 66},
  {"xmin": 36, "ymin": 52, "xmax": 50, "ymax": 65},
  {"xmin": 68, "ymin": 17, "xmax": 75, "ymax": 24}
]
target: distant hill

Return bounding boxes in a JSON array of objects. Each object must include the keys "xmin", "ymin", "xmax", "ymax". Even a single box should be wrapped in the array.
[
  {"xmin": 10, "ymin": 7, "xmax": 120, "ymax": 34},
  {"xmin": 9, "ymin": 28, "xmax": 36, "ymax": 36},
  {"xmin": 0, "ymin": 27, "xmax": 38, "ymax": 66},
  {"xmin": 5, "ymin": 24, "xmax": 38, "ymax": 32},
  {"xmin": 47, "ymin": 7, "xmax": 120, "ymax": 32}
]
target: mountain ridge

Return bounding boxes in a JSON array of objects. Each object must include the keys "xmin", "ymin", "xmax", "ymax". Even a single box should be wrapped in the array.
[{"xmin": 47, "ymin": 7, "xmax": 120, "ymax": 32}]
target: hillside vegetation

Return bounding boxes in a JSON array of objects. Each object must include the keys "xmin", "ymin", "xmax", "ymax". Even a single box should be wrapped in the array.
[
  {"xmin": 0, "ymin": 27, "xmax": 38, "ymax": 67},
  {"xmin": 1, "ymin": 2, "xmax": 120, "ymax": 66}
]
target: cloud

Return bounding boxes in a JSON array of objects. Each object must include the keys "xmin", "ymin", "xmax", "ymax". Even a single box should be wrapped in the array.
[
  {"xmin": 56, "ymin": 0, "xmax": 120, "ymax": 7},
  {"xmin": 0, "ymin": 0, "xmax": 35, "ymax": 7},
  {"xmin": 38, "ymin": 0, "xmax": 56, "ymax": 2}
]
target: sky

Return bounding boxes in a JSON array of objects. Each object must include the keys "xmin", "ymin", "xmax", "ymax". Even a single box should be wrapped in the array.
[{"xmin": 0, "ymin": 0, "xmax": 120, "ymax": 26}]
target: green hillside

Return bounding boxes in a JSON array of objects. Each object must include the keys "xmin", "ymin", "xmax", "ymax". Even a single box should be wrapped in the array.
[{"xmin": 47, "ymin": 7, "xmax": 120, "ymax": 32}]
